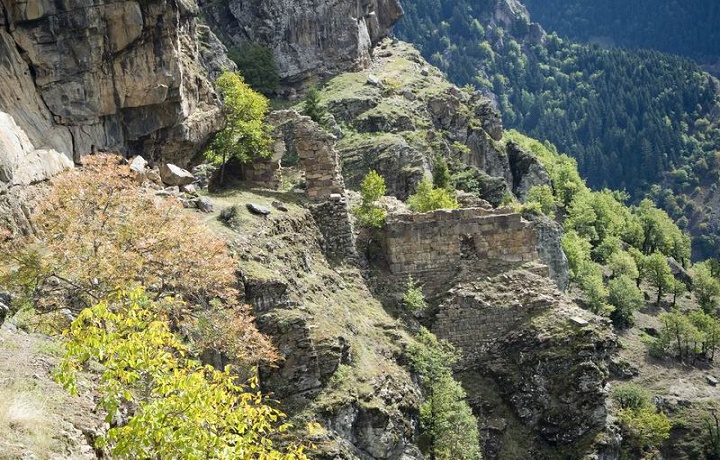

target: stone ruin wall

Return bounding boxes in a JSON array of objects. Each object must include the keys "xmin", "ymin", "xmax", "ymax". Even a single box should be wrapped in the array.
[
  {"xmin": 384, "ymin": 207, "xmax": 538, "ymax": 278},
  {"xmin": 249, "ymin": 110, "xmax": 356, "ymax": 262}
]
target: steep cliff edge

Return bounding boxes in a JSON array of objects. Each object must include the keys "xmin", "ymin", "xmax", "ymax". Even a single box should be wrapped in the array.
[
  {"xmin": 201, "ymin": 0, "xmax": 403, "ymax": 85},
  {"xmin": 0, "ymin": 0, "xmax": 227, "ymax": 170}
]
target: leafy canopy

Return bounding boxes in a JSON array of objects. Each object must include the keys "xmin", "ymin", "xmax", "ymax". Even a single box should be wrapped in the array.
[
  {"xmin": 227, "ymin": 44, "xmax": 280, "ymax": 96},
  {"xmin": 55, "ymin": 289, "xmax": 307, "ymax": 459},
  {"xmin": 407, "ymin": 328, "xmax": 481, "ymax": 460},
  {"xmin": 205, "ymin": 71, "xmax": 272, "ymax": 169},
  {"xmin": 1, "ymin": 155, "xmax": 237, "ymax": 313},
  {"xmin": 352, "ymin": 170, "xmax": 387, "ymax": 228},
  {"xmin": 407, "ymin": 178, "xmax": 459, "ymax": 213}
]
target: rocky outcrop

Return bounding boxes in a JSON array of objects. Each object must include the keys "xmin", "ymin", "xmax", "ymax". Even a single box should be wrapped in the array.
[
  {"xmin": 528, "ymin": 214, "xmax": 570, "ymax": 291},
  {"xmin": 0, "ymin": 0, "xmax": 228, "ymax": 171},
  {"xmin": 320, "ymin": 40, "xmax": 516, "ymax": 202},
  {"xmin": 201, "ymin": 0, "xmax": 403, "ymax": 85},
  {"xmin": 227, "ymin": 207, "xmax": 419, "ymax": 459},
  {"xmin": 433, "ymin": 269, "xmax": 616, "ymax": 458},
  {"xmin": 507, "ymin": 141, "xmax": 552, "ymax": 200}
]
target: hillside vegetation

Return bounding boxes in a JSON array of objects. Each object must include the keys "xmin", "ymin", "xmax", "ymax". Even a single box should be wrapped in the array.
[
  {"xmin": 395, "ymin": 0, "xmax": 720, "ymax": 260},
  {"xmin": 522, "ymin": 0, "xmax": 720, "ymax": 67}
]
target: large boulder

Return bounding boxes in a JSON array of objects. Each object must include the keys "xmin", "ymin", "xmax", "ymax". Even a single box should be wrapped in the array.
[{"xmin": 159, "ymin": 164, "xmax": 195, "ymax": 186}]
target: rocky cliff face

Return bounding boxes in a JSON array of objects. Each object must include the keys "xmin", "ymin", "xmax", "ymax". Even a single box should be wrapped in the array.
[
  {"xmin": 0, "ymin": 0, "xmax": 228, "ymax": 171},
  {"xmin": 201, "ymin": 0, "xmax": 403, "ymax": 85}
]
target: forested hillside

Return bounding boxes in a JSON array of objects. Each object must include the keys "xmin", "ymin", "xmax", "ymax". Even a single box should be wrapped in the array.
[
  {"xmin": 522, "ymin": 0, "xmax": 720, "ymax": 68},
  {"xmin": 395, "ymin": 0, "xmax": 720, "ymax": 259}
]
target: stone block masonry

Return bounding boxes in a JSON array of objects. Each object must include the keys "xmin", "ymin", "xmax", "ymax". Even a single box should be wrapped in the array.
[
  {"xmin": 310, "ymin": 194, "xmax": 358, "ymax": 263},
  {"xmin": 266, "ymin": 110, "xmax": 345, "ymax": 200},
  {"xmin": 384, "ymin": 207, "xmax": 538, "ymax": 276}
]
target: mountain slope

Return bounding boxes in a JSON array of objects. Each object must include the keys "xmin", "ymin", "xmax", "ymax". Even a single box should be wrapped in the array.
[
  {"xmin": 522, "ymin": 0, "xmax": 720, "ymax": 73},
  {"xmin": 394, "ymin": 0, "xmax": 720, "ymax": 259}
]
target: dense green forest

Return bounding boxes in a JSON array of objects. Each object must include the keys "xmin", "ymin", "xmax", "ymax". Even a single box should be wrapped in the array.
[
  {"xmin": 394, "ymin": 0, "xmax": 720, "ymax": 259},
  {"xmin": 522, "ymin": 0, "xmax": 720, "ymax": 65}
]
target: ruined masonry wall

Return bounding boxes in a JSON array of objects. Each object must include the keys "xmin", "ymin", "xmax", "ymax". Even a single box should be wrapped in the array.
[
  {"xmin": 384, "ymin": 207, "xmax": 538, "ymax": 275},
  {"xmin": 310, "ymin": 195, "xmax": 358, "ymax": 263}
]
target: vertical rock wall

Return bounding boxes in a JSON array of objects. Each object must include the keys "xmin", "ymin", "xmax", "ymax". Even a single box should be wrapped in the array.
[
  {"xmin": 0, "ymin": 0, "xmax": 229, "ymax": 168},
  {"xmin": 201, "ymin": 0, "xmax": 403, "ymax": 85}
]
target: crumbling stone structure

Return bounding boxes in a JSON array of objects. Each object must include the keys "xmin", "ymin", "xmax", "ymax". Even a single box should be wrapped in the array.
[
  {"xmin": 384, "ymin": 207, "xmax": 538, "ymax": 276},
  {"xmin": 310, "ymin": 194, "xmax": 358, "ymax": 263},
  {"xmin": 259, "ymin": 110, "xmax": 345, "ymax": 200},
  {"xmin": 254, "ymin": 111, "xmax": 357, "ymax": 262}
]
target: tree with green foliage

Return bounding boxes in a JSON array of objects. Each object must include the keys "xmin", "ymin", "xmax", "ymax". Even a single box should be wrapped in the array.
[
  {"xmin": 644, "ymin": 252, "xmax": 674, "ymax": 307},
  {"xmin": 612, "ymin": 383, "xmax": 651, "ymax": 411},
  {"xmin": 608, "ymin": 275, "xmax": 645, "ymax": 329},
  {"xmin": 608, "ymin": 250, "xmax": 640, "ymax": 281},
  {"xmin": 407, "ymin": 328, "xmax": 481, "ymax": 460},
  {"xmin": 352, "ymin": 170, "xmax": 387, "ymax": 228},
  {"xmin": 302, "ymin": 87, "xmax": 325, "ymax": 124},
  {"xmin": 616, "ymin": 407, "xmax": 672, "ymax": 456},
  {"xmin": 670, "ymin": 278, "xmax": 687, "ymax": 308},
  {"xmin": 562, "ymin": 230, "xmax": 592, "ymax": 283},
  {"xmin": 629, "ymin": 248, "xmax": 648, "ymax": 288},
  {"xmin": 227, "ymin": 44, "xmax": 280, "ymax": 96},
  {"xmin": 578, "ymin": 262, "xmax": 608, "ymax": 314},
  {"xmin": 655, "ymin": 311, "xmax": 720, "ymax": 363},
  {"xmin": 56, "ymin": 289, "xmax": 307, "ymax": 459},
  {"xmin": 432, "ymin": 155, "xmax": 452, "ymax": 190},
  {"xmin": 635, "ymin": 199, "xmax": 691, "ymax": 264},
  {"xmin": 526, "ymin": 184, "xmax": 555, "ymax": 216},
  {"xmin": 407, "ymin": 178, "xmax": 459, "ymax": 213},
  {"xmin": 693, "ymin": 263, "xmax": 720, "ymax": 314},
  {"xmin": 205, "ymin": 72, "xmax": 272, "ymax": 184},
  {"xmin": 403, "ymin": 276, "xmax": 427, "ymax": 311}
]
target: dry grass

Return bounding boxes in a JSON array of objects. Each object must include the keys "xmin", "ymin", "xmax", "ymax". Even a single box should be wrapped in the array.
[{"xmin": 0, "ymin": 326, "xmax": 100, "ymax": 459}]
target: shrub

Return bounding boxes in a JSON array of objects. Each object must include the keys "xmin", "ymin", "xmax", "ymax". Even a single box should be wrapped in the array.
[
  {"xmin": 302, "ymin": 87, "xmax": 325, "ymax": 124},
  {"xmin": 403, "ymin": 276, "xmax": 427, "ymax": 311},
  {"xmin": 612, "ymin": 383, "xmax": 650, "ymax": 411},
  {"xmin": 432, "ymin": 155, "xmax": 452, "ymax": 190},
  {"xmin": 55, "ymin": 289, "xmax": 306, "ymax": 459},
  {"xmin": 227, "ymin": 43, "xmax": 280, "ymax": 96},
  {"xmin": 352, "ymin": 170, "xmax": 387, "ymax": 228},
  {"xmin": 617, "ymin": 407, "xmax": 671, "ymax": 455},
  {"xmin": 407, "ymin": 178, "xmax": 459, "ymax": 213},
  {"xmin": 0, "ymin": 155, "xmax": 239, "ymax": 315}
]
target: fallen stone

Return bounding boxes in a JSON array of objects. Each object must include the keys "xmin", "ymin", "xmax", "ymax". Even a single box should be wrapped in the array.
[
  {"xmin": 146, "ymin": 169, "xmax": 163, "ymax": 186},
  {"xmin": 195, "ymin": 196, "xmax": 213, "ymax": 213},
  {"xmin": 708, "ymin": 376, "xmax": 718, "ymax": 386},
  {"xmin": 420, "ymin": 66, "xmax": 430, "ymax": 76},
  {"xmin": 129, "ymin": 155, "xmax": 147, "ymax": 174},
  {"xmin": 570, "ymin": 316, "xmax": 589, "ymax": 327},
  {"xmin": 160, "ymin": 163, "xmax": 194, "ymax": 186},
  {"xmin": 366, "ymin": 74, "xmax": 383, "ymax": 88},
  {"xmin": 272, "ymin": 201, "xmax": 289, "ymax": 212},
  {"xmin": 247, "ymin": 203, "xmax": 271, "ymax": 216},
  {"xmin": 129, "ymin": 156, "xmax": 148, "ymax": 184},
  {"xmin": 403, "ymin": 89, "xmax": 416, "ymax": 101},
  {"xmin": 181, "ymin": 184, "xmax": 197, "ymax": 195}
]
